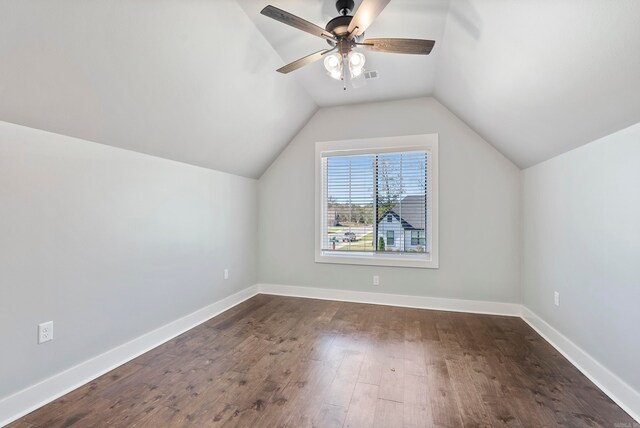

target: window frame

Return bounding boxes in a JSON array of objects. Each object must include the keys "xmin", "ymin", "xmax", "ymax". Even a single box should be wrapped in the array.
[{"xmin": 315, "ymin": 134, "xmax": 439, "ymax": 269}]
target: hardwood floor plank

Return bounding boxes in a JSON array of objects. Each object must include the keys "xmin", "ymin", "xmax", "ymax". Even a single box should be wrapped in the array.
[
  {"xmin": 445, "ymin": 356, "xmax": 492, "ymax": 426},
  {"xmin": 424, "ymin": 339, "xmax": 464, "ymax": 428},
  {"xmin": 404, "ymin": 339, "xmax": 428, "ymax": 377},
  {"xmin": 378, "ymin": 356, "xmax": 405, "ymax": 402},
  {"xmin": 10, "ymin": 295, "xmax": 635, "ymax": 428},
  {"xmin": 403, "ymin": 374, "xmax": 432, "ymax": 428},
  {"xmin": 358, "ymin": 348, "xmax": 385, "ymax": 386},
  {"xmin": 312, "ymin": 403, "xmax": 348, "ymax": 428},
  {"xmin": 344, "ymin": 382, "xmax": 379, "ymax": 428},
  {"xmin": 270, "ymin": 360, "xmax": 337, "ymax": 427},
  {"xmin": 374, "ymin": 398, "xmax": 404, "ymax": 428},
  {"xmin": 325, "ymin": 350, "xmax": 365, "ymax": 407}
]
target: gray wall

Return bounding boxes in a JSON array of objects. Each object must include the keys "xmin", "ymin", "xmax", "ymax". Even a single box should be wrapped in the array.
[
  {"xmin": 259, "ymin": 97, "xmax": 521, "ymax": 302},
  {"xmin": 0, "ymin": 121, "xmax": 258, "ymax": 399},
  {"xmin": 521, "ymin": 123, "xmax": 640, "ymax": 392}
]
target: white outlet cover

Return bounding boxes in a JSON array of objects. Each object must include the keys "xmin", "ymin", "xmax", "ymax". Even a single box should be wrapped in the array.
[
  {"xmin": 373, "ymin": 275, "xmax": 380, "ymax": 286},
  {"xmin": 554, "ymin": 292, "xmax": 560, "ymax": 306},
  {"xmin": 38, "ymin": 321, "xmax": 53, "ymax": 344},
  {"xmin": 223, "ymin": 269, "xmax": 229, "ymax": 280}
]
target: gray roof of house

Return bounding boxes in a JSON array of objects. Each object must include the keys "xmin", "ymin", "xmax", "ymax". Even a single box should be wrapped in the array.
[{"xmin": 384, "ymin": 195, "xmax": 426, "ymax": 230}]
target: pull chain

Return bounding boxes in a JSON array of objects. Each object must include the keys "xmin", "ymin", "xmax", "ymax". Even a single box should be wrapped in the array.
[{"xmin": 342, "ymin": 53, "xmax": 347, "ymax": 91}]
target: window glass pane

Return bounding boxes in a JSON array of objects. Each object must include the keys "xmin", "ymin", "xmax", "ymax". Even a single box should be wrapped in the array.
[
  {"xmin": 322, "ymin": 150, "xmax": 428, "ymax": 255},
  {"xmin": 376, "ymin": 152, "xmax": 427, "ymax": 253},
  {"xmin": 322, "ymin": 154, "xmax": 375, "ymax": 252}
]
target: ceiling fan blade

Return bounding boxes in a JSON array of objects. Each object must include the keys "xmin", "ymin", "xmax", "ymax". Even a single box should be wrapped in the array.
[
  {"xmin": 347, "ymin": 0, "xmax": 391, "ymax": 39},
  {"xmin": 360, "ymin": 38, "xmax": 436, "ymax": 55},
  {"xmin": 277, "ymin": 49, "xmax": 334, "ymax": 74},
  {"xmin": 261, "ymin": 5, "xmax": 336, "ymax": 42}
]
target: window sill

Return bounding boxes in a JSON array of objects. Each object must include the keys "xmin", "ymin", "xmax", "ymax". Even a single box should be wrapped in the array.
[{"xmin": 315, "ymin": 251, "xmax": 439, "ymax": 269}]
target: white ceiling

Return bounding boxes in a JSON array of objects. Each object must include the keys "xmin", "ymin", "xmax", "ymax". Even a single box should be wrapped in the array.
[
  {"xmin": 237, "ymin": 0, "xmax": 451, "ymax": 107},
  {"xmin": 1, "ymin": 0, "xmax": 639, "ymax": 175},
  {"xmin": 0, "ymin": 0, "xmax": 316, "ymax": 178},
  {"xmin": 434, "ymin": 0, "xmax": 640, "ymax": 168}
]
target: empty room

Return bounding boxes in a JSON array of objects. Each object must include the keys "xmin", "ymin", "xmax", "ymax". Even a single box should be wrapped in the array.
[{"xmin": 1, "ymin": 0, "xmax": 639, "ymax": 427}]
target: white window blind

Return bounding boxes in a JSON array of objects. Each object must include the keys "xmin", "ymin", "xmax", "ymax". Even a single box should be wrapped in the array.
[
  {"xmin": 321, "ymin": 151, "xmax": 428, "ymax": 254},
  {"xmin": 321, "ymin": 154, "xmax": 375, "ymax": 252}
]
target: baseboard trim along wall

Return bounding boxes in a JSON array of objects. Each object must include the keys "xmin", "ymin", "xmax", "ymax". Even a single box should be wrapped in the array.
[
  {"xmin": 257, "ymin": 283, "xmax": 522, "ymax": 316},
  {"xmin": 521, "ymin": 307, "xmax": 640, "ymax": 423},
  {"xmin": 2, "ymin": 284, "xmax": 638, "ymax": 426},
  {"xmin": 0, "ymin": 285, "xmax": 259, "ymax": 428}
]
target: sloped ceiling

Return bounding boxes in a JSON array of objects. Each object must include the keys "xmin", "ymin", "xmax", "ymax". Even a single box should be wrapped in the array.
[
  {"xmin": 1, "ymin": 0, "xmax": 639, "ymax": 175},
  {"xmin": 0, "ymin": 0, "xmax": 316, "ymax": 178},
  {"xmin": 434, "ymin": 0, "xmax": 640, "ymax": 168}
]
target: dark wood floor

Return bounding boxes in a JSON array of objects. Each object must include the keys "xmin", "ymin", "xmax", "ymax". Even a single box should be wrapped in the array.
[{"xmin": 9, "ymin": 295, "xmax": 634, "ymax": 427}]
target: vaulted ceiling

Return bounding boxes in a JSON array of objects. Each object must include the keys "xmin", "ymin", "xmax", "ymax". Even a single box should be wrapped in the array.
[
  {"xmin": 434, "ymin": 0, "xmax": 640, "ymax": 168},
  {"xmin": 0, "ymin": 0, "xmax": 317, "ymax": 178},
  {"xmin": 1, "ymin": 0, "xmax": 639, "ymax": 176}
]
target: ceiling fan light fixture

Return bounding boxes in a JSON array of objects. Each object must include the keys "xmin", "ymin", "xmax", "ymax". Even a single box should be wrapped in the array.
[
  {"xmin": 324, "ymin": 52, "xmax": 343, "ymax": 80},
  {"xmin": 329, "ymin": 69, "xmax": 342, "ymax": 80},
  {"xmin": 348, "ymin": 51, "xmax": 366, "ymax": 78}
]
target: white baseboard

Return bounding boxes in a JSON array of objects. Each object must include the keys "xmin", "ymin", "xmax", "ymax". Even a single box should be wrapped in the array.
[
  {"xmin": 257, "ymin": 283, "xmax": 521, "ymax": 316},
  {"xmin": 521, "ymin": 306, "xmax": 640, "ymax": 423},
  {"xmin": 0, "ymin": 285, "xmax": 259, "ymax": 428}
]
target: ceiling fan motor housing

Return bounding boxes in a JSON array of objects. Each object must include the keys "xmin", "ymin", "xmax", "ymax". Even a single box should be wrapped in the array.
[
  {"xmin": 325, "ymin": 15, "xmax": 363, "ymax": 48},
  {"xmin": 326, "ymin": 15, "xmax": 352, "ymax": 37}
]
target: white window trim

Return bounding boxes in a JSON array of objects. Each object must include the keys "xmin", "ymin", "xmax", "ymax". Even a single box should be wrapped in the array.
[{"xmin": 315, "ymin": 134, "xmax": 439, "ymax": 269}]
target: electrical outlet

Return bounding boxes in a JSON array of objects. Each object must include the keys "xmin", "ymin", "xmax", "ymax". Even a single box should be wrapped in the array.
[
  {"xmin": 38, "ymin": 321, "xmax": 53, "ymax": 344},
  {"xmin": 373, "ymin": 275, "xmax": 380, "ymax": 286},
  {"xmin": 223, "ymin": 269, "xmax": 229, "ymax": 280},
  {"xmin": 554, "ymin": 291, "xmax": 560, "ymax": 307}
]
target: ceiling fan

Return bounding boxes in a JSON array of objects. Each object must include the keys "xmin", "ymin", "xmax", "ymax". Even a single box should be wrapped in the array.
[{"xmin": 261, "ymin": 0, "xmax": 435, "ymax": 88}]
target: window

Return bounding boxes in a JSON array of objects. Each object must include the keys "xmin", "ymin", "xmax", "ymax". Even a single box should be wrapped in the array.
[
  {"xmin": 411, "ymin": 230, "xmax": 426, "ymax": 246},
  {"xmin": 387, "ymin": 230, "xmax": 395, "ymax": 246},
  {"xmin": 315, "ymin": 134, "xmax": 438, "ymax": 268}
]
